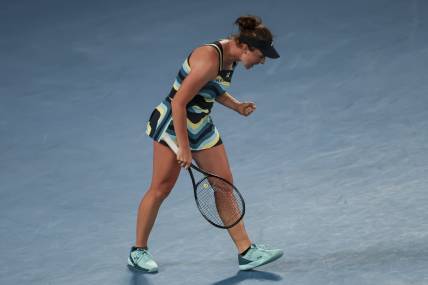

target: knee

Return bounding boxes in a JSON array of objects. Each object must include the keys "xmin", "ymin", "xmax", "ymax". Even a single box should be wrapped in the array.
[
  {"xmin": 222, "ymin": 172, "xmax": 233, "ymax": 184},
  {"xmin": 149, "ymin": 180, "xmax": 175, "ymax": 201}
]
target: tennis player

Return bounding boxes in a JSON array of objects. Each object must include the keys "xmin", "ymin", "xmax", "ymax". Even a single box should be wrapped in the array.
[{"xmin": 128, "ymin": 15, "xmax": 283, "ymax": 272}]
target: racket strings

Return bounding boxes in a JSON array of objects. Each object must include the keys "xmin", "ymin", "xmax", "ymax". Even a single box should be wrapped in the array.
[{"xmin": 195, "ymin": 176, "xmax": 244, "ymax": 227}]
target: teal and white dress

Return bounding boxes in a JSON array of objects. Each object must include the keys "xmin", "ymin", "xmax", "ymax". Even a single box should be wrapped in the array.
[{"xmin": 146, "ymin": 40, "xmax": 237, "ymax": 151}]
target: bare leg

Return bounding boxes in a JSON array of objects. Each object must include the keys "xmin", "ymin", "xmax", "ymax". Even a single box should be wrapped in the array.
[
  {"xmin": 135, "ymin": 141, "xmax": 181, "ymax": 248},
  {"xmin": 192, "ymin": 144, "xmax": 252, "ymax": 254}
]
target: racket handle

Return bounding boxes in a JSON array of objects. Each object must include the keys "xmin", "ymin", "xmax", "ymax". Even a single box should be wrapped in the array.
[{"xmin": 161, "ymin": 133, "xmax": 179, "ymax": 154}]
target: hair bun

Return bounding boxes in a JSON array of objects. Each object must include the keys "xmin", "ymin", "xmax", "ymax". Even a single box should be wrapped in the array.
[{"xmin": 235, "ymin": 15, "xmax": 262, "ymax": 33}]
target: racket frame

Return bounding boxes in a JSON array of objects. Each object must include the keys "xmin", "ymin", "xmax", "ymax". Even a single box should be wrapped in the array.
[{"xmin": 161, "ymin": 133, "xmax": 245, "ymax": 229}]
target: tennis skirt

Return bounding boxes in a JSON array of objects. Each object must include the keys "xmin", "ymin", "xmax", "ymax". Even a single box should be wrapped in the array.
[{"xmin": 145, "ymin": 97, "xmax": 223, "ymax": 151}]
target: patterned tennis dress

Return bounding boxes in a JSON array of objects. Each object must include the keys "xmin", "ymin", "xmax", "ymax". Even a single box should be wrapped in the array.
[{"xmin": 145, "ymin": 41, "xmax": 237, "ymax": 151}]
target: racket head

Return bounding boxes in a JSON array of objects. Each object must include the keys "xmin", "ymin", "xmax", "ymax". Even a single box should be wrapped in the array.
[{"xmin": 188, "ymin": 167, "xmax": 245, "ymax": 229}]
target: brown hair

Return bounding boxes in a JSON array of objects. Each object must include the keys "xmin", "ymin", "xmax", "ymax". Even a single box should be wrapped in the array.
[{"xmin": 233, "ymin": 15, "xmax": 273, "ymax": 50}]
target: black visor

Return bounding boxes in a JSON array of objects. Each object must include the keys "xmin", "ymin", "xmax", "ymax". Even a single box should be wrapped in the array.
[{"xmin": 239, "ymin": 35, "xmax": 280, "ymax": 59}]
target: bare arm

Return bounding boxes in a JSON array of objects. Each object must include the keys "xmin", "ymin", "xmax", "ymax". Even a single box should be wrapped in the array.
[
  {"xmin": 215, "ymin": 92, "xmax": 241, "ymax": 112},
  {"xmin": 216, "ymin": 92, "xmax": 257, "ymax": 116},
  {"xmin": 170, "ymin": 47, "xmax": 219, "ymax": 168}
]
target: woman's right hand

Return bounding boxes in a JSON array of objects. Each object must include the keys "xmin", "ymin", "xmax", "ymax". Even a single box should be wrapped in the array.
[{"xmin": 176, "ymin": 146, "xmax": 192, "ymax": 169}]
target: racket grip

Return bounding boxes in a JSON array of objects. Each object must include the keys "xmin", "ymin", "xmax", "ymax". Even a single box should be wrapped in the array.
[{"xmin": 161, "ymin": 133, "xmax": 179, "ymax": 154}]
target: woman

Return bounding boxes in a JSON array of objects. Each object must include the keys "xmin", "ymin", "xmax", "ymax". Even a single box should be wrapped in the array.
[{"xmin": 128, "ymin": 15, "xmax": 283, "ymax": 272}]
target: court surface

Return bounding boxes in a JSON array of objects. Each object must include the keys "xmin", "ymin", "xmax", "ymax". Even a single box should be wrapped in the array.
[{"xmin": 1, "ymin": 0, "xmax": 427, "ymax": 284}]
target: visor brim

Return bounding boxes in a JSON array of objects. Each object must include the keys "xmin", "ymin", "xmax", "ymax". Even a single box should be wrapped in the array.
[{"xmin": 262, "ymin": 46, "xmax": 280, "ymax": 59}]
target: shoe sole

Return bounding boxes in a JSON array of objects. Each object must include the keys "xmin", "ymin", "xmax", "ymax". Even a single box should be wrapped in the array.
[{"xmin": 239, "ymin": 251, "xmax": 284, "ymax": 271}]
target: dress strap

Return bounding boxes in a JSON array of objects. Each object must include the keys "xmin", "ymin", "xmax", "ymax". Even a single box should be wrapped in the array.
[{"xmin": 203, "ymin": 41, "xmax": 223, "ymax": 73}]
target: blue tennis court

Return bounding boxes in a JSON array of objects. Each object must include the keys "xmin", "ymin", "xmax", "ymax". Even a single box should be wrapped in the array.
[{"xmin": 1, "ymin": 0, "xmax": 427, "ymax": 284}]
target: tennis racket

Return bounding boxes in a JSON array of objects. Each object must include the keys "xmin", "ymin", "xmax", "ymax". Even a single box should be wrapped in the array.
[{"xmin": 161, "ymin": 133, "xmax": 245, "ymax": 229}]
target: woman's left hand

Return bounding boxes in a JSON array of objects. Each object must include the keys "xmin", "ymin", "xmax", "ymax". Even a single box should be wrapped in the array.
[{"xmin": 237, "ymin": 102, "xmax": 256, "ymax": 116}]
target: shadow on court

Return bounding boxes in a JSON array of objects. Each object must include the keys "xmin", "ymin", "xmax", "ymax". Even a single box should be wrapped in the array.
[
  {"xmin": 129, "ymin": 271, "xmax": 152, "ymax": 285},
  {"xmin": 211, "ymin": 270, "xmax": 282, "ymax": 285}
]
